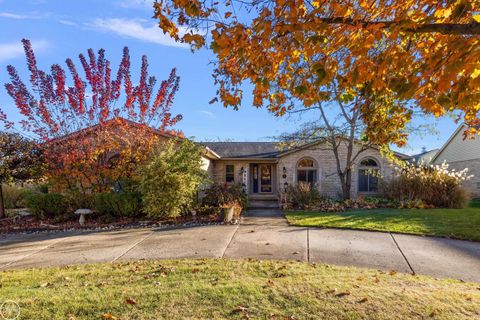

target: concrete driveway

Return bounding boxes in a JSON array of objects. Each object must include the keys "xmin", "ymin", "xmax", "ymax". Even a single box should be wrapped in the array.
[{"xmin": 1, "ymin": 209, "xmax": 479, "ymax": 282}]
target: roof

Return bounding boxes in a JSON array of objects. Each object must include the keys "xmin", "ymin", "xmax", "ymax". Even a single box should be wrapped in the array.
[
  {"xmin": 45, "ymin": 117, "xmax": 182, "ymax": 145},
  {"xmin": 410, "ymin": 149, "xmax": 439, "ymax": 164},
  {"xmin": 201, "ymin": 142, "xmax": 281, "ymax": 159},
  {"xmin": 202, "ymin": 140, "xmax": 410, "ymax": 160}
]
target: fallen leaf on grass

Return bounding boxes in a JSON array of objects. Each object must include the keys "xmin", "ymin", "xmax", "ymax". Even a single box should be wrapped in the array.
[
  {"xmin": 234, "ymin": 306, "xmax": 248, "ymax": 311},
  {"xmin": 335, "ymin": 291, "xmax": 351, "ymax": 298},
  {"xmin": 389, "ymin": 271, "xmax": 397, "ymax": 276},
  {"xmin": 263, "ymin": 279, "xmax": 275, "ymax": 288},
  {"xmin": 232, "ymin": 305, "xmax": 250, "ymax": 318},
  {"xmin": 102, "ymin": 313, "xmax": 118, "ymax": 319},
  {"xmin": 40, "ymin": 282, "xmax": 52, "ymax": 288},
  {"xmin": 126, "ymin": 298, "xmax": 137, "ymax": 305},
  {"xmin": 192, "ymin": 268, "xmax": 200, "ymax": 273},
  {"xmin": 358, "ymin": 297, "xmax": 368, "ymax": 303}
]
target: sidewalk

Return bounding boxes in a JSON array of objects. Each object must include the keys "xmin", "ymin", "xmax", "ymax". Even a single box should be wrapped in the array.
[{"xmin": 1, "ymin": 210, "xmax": 479, "ymax": 282}]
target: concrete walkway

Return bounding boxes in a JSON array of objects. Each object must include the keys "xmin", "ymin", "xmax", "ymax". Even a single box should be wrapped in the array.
[{"xmin": 1, "ymin": 209, "xmax": 479, "ymax": 282}]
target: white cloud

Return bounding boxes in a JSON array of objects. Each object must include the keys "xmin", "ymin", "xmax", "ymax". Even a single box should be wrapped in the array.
[
  {"xmin": 0, "ymin": 12, "xmax": 33, "ymax": 19},
  {"xmin": 0, "ymin": 40, "xmax": 50, "ymax": 63},
  {"xmin": 201, "ymin": 110, "xmax": 215, "ymax": 118},
  {"xmin": 58, "ymin": 19, "xmax": 76, "ymax": 26},
  {"xmin": 118, "ymin": 0, "xmax": 154, "ymax": 10},
  {"xmin": 89, "ymin": 18, "xmax": 187, "ymax": 48},
  {"xmin": 0, "ymin": 11, "xmax": 50, "ymax": 20}
]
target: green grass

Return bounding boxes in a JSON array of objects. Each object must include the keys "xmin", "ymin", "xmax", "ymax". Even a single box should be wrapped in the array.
[
  {"xmin": 0, "ymin": 259, "xmax": 479, "ymax": 319},
  {"xmin": 285, "ymin": 199, "xmax": 480, "ymax": 241}
]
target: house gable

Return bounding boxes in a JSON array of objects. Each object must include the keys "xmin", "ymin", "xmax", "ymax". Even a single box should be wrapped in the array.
[{"xmin": 432, "ymin": 124, "xmax": 480, "ymax": 164}]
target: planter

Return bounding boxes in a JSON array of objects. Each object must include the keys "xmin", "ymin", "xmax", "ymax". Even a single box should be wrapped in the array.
[{"xmin": 219, "ymin": 205, "xmax": 242, "ymax": 223}]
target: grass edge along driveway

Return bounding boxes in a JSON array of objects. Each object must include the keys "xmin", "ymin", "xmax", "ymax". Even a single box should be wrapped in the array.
[
  {"xmin": 1, "ymin": 259, "xmax": 479, "ymax": 319},
  {"xmin": 285, "ymin": 199, "xmax": 480, "ymax": 241}
]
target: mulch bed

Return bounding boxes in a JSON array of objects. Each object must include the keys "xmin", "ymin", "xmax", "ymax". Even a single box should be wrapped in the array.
[{"xmin": 0, "ymin": 214, "xmax": 223, "ymax": 235}]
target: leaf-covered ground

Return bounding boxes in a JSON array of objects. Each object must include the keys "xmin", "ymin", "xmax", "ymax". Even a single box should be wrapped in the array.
[
  {"xmin": 0, "ymin": 259, "xmax": 479, "ymax": 319},
  {"xmin": 285, "ymin": 200, "xmax": 480, "ymax": 241}
]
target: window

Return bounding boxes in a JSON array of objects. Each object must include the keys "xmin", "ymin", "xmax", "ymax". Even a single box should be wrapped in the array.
[
  {"xmin": 297, "ymin": 158, "xmax": 317, "ymax": 184},
  {"xmin": 358, "ymin": 158, "xmax": 379, "ymax": 192},
  {"xmin": 225, "ymin": 165, "xmax": 235, "ymax": 183}
]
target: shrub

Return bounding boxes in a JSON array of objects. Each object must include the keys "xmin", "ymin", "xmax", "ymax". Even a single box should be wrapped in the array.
[
  {"xmin": 67, "ymin": 192, "xmax": 95, "ymax": 210},
  {"xmin": 283, "ymin": 182, "xmax": 321, "ymax": 210},
  {"xmin": 2, "ymin": 185, "xmax": 28, "ymax": 209},
  {"xmin": 382, "ymin": 161, "xmax": 472, "ymax": 208},
  {"xmin": 202, "ymin": 183, "xmax": 248, "ymax": 209},
  {"xmin": 94, "ymin": 192, "xmax": 143, "ymax": 217},
  {"xmin": 139, "ymin": 139, "xmax": 208, "ymax": 218},
  {"xmin": 23, "ymin": 192, "xmax": 71, "ymax": 219}
]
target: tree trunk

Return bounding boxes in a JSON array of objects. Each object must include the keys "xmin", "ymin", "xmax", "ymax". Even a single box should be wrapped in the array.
[
  {"xmin": 340, "ymin": 169, "xmax": 352, "ymax": 200},
  {"xmin": 0, "ymin": 183, "xmax": 5, "ymax": 219}
]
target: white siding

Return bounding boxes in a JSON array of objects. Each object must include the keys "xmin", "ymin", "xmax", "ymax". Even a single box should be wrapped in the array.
[{"xmin": 434, "ymin": 125, "xmax": 480, "ymax": 163}]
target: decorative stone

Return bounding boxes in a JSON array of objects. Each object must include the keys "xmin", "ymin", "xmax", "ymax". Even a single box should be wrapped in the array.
[{"xmin": 74, "ymin": 209, "xmax": 93, "ymax": 226}]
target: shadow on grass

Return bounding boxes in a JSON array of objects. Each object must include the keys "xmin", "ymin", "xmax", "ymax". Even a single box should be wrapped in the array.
[{"xmin": 285, "ymin": 200, "xmax": 480, "ymax": 241}]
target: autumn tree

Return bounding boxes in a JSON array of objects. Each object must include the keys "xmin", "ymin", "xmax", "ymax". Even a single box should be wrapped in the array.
[
  {"xmin": 0, "ymin": 132, "xmax": 44, "ymax": 218},
  {"xmin": 1, "ymin": 39, "xmax": 181, "ymax": 192},
  {"xmin": 153, "ymin": 0, "xmax": 480, "ymax": 142}
]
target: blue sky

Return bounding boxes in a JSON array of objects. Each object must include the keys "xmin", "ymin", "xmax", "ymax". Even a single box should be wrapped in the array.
[{"xmin": 0, "ymin": 0, "xmax": 460, "ymax": 155}]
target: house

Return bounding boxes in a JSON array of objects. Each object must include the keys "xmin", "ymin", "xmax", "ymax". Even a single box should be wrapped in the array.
[
  {"xmin": 48, "ymin": 118, "xmax": 410, "ymax": 204},
  {"xmin": 201, "ymin": 141, "xmax": 409, "ymax": 206},
  {"xmin": 431, "ymin": 124, "xmax": 480, "ymax": 198}
]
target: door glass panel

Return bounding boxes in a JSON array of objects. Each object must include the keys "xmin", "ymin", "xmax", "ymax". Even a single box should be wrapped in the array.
[{"xmin": 260, "ymin": 165, "xmax": 272, "ymax": 193}]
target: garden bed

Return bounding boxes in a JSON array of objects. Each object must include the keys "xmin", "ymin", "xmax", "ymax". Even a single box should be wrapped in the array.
[{"xmin": 0, "ymin": 213, "xmax": 224, "ymax": 235}]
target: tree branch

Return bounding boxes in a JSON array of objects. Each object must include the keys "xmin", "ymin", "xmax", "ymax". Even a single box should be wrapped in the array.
[{"xmin": 317, "ymin": 17, "xmax": 480, "ymax": 35}]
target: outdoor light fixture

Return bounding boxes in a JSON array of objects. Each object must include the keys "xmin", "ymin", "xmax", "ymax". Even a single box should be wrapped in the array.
[
  {"xmin": 283, "ymin": 181, "xmax": 288, "ymax": 190},
  {"xmin": 282, "ymin": 166, "xmax": 287, "ymax": 179},
  {"xmin": 240, "ymin": 166, "xmax": 244, "ymax": 174}
]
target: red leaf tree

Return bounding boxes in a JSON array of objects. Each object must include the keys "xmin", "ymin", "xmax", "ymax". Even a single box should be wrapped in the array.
[{"xmin": 2, "ymin": 39, "xmax": 182, "ymax": 192}]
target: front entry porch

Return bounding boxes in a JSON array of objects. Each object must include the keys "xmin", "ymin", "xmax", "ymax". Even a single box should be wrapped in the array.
[{"xmin": 247, "ymin": 163, "xmax": 279, "ymax": 208}]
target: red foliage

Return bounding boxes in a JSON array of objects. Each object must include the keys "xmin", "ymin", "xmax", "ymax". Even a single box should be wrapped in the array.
[
  {"xmin": 1, "ymin": 39, "xmax": 181, "ymax": 142},
  {"xmin": 1, "ymin": 39, "xmax": 182, "ymax": 192}
]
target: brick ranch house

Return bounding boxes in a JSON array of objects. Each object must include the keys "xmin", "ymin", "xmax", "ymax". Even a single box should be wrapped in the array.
[
  {"xmin": 201, "ymin": 141, "xmax": 410, "ymax": 207},
  {"xmin": 47, "ymin": 118, "xmax": 410, "ymax": 206}
]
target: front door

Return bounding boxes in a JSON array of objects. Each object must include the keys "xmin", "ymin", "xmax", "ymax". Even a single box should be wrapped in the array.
[
  {"xmin": 260, "ymin": 165, "xmax": 272, "ymax": 193},
  {"xmin": 251, "ymin": 164, "xmax": 273, "ymax": 194}
]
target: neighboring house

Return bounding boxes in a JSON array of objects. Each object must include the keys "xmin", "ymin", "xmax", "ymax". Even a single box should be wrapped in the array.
[
  {"xmin": 431, "ymin": 124, "xmax": 480, "ymax": 198},
  {"xmin": 410, "ymin": 147, "xmax": 439, "ymax": 164},
  {"xmin": 201, "ymin": 141, "xmax": 409, "ymax": 204}
]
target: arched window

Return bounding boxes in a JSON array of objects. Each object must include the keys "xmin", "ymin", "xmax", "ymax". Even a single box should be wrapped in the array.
[
  {"xmin": 358, "ymin": 158, "xmax": 380, "ymax": 192},
  {"xmin": 297, "ymin": 158, "xmax": 317, "ymax": 184}
]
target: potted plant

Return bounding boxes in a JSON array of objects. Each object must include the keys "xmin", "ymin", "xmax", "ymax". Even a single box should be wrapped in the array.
[{"xmin": 220, "ymin": 200, "xmax": 242, "ymax": 223}]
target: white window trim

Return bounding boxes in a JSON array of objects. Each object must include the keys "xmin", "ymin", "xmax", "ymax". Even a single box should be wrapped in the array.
[
  {"xmin": 295, "ymin": 157, "xmax": 319, "ymax": 185},
  {"xmin": 357, "ymin": 157, "xmax": 381, "ymax": 193}
]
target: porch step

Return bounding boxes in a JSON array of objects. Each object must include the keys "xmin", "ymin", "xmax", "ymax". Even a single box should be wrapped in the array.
[{"xmin": 248, "ymin": 199, "xmax": 280, "ymax": 209}]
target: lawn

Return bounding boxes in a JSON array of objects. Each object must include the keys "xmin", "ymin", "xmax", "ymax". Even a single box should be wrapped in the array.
[
  {"xmin": 285, "ymin": 199, "xmax": 480, "ymax": 241},
  {"xmin": 0, "ymin": 259, "xmax": 479, "ymax": 319}
]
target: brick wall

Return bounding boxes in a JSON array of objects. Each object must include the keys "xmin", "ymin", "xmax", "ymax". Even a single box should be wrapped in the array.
[{"xmin": 276, "ymin": 143, "xmax": 396, "ymax": 199}]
